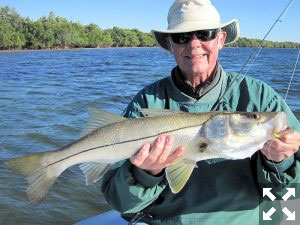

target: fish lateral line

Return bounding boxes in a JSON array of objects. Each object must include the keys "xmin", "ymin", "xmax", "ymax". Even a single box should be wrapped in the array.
[{"xmin": 45, "ymin": 123, "xmax": 204, "ymax": 168}]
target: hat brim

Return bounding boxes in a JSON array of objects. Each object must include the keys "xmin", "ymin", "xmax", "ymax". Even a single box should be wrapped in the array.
[{"xmin": 151, "ymin": 19, "xmax": 240, "ymax": 51}]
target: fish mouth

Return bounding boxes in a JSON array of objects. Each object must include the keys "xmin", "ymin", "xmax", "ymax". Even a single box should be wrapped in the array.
[{"xmin": 272, "ymin": 112, "xmax": 287, "ymax": 136}]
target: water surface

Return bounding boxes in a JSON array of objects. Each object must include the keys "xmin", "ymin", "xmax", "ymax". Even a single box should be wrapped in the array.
[{"xmin": 0, "ymin": 47, "xmax": 299, "ymax": 224}]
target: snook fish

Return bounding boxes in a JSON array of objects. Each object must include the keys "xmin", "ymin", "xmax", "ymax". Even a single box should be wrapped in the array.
[{"xmin": 5, "ymin": 108, "xmax": 286, "ymax": 203}]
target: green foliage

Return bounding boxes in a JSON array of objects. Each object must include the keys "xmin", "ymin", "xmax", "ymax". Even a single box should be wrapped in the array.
[
  {"xmin": 0, "ymin": 6, "xmax": 155, "ymax": 50},
  {"xmin": 110, "ymin": 27, "xmax": 141, "ymax": 47},
  {"xmin": 228, "ymin": 37, "xmax": 299, "ymax": 48},
  {"xmin": 0, "ymin": 6, "xmax": 24, "ymax": 28},
  {"xmin": 132, "ymin": 28, "xmax": 155, "ymax": 47},
  {"xmin": 85, "ymin": 25, "xmax": 113, "ymax": 47},
  {"xmin": 0, "ymin": 7, "xmax": 25, "ymax": 49},
  {"xmin": 0, "ymin": 6, "xmax": 298, "ymax": 50}
]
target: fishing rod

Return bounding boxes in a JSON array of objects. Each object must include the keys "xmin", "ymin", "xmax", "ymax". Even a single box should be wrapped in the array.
[
  {"xmin": 213, "ymin": 0, "xmax": 298, "ymax": 188},
  {"xmin": 284, "ymin": 44, "xmax": 300, "ymax": 101},
  {"xmin": 212, "ymin": 0, "xmax": 296, "ymax": 110},
  {"xmin": 239, "ymin": 0, "xmax": 295, "ymax": 77}
]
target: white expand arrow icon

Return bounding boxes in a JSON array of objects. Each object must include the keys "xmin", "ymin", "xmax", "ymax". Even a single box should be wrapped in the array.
[
  {"xmin": 263, "ymin": 188, "xmax": 276, "ymax": 201},
  {"xmin": 282, "ymin": 207, "xmax": 296, "ymax": 220},
  {"xmin": 263, "ymin": 207, "xmax": 276, "ymax": 220},
  {"xmin": 282, "ymin": 188, "xmax": 295, "ymax": 201}
]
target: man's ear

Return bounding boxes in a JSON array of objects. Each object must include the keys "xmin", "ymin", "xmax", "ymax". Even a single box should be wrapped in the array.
[{"xmin": 218, "ymin": 31, "xmax": 227, "ymax": 50}]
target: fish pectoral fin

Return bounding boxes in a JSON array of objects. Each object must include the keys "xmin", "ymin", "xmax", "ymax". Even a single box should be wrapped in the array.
[
  {"xmin": 79, "ymin": 162, "xmax": 112, "ymax": 185},
  {"xmin": 139, "ymin": 108, "xmax": 179, "ymax": 117},
  {"xmin": 165, "ymin": 159, "xmax": 196, "ymax": 194},
  {"xmin": 81, "ymin": 108, "xmax": 126, "ymax": 137}
]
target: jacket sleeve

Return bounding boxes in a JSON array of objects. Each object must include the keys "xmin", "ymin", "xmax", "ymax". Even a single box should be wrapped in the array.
[
  {"xmin": 254, "ymin": 87, "xmax": 300, "ymax": 197},
  {"xmin": 101, "ymin": 159, "xmax": 167, "ymax": 213},
  {"xmin": 101, "ymin": 91, "xmax": 167, "ymax": 214}
]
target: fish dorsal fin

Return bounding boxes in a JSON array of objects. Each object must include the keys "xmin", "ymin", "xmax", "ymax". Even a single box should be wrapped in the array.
[
  {"xmin": 165, "ymin": 159, "xmax": 196, "ymax": 193},
  {"xmin": 79, "ymin": 162, "xmax": 112, "ymax": 185},
  {"xmin": 81, "ymin": 108, "xmax": 126, "ymax": 137},
  {"xmin": 139, "ymin": 108, "xmax": 179, "ymax": 117}
]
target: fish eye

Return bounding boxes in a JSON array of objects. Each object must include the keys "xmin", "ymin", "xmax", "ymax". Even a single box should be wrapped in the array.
[{"xmin": 243, "ymin": 113, "xmax": 260, "ymax": 120}]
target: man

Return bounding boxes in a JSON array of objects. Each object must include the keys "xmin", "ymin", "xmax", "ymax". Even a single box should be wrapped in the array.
[{"xmin": 102, "ymin": 0, "xmax": 300, "ymax": 224}]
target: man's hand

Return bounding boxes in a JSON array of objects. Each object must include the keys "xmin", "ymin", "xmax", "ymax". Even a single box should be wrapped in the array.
[
  {"xmin": 130, "ymin": 135, "xmax": 185, "ymax": 175},
  {"xmin": 260, "ymin": 128, "xmax": 300, "ymax": 162}
]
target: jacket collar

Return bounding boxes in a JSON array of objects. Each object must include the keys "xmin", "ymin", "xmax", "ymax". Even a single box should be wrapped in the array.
[{"xmin": 171, "ymin": 63, "xmax": 221, "ymax": 100}]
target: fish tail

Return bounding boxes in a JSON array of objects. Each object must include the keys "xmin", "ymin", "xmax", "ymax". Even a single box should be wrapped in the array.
[{"xmin": 5, "ymin": 152, "xmax": 60, "ymax": 203}]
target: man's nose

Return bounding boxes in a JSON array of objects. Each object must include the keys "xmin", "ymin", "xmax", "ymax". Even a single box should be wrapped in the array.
[{"xmin": 188, "ymin": 34, "xmax": 204, "ymax": 48}]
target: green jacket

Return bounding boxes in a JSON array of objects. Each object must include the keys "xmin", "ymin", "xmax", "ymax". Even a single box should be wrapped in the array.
[{"xmin": 102, "ymin": 65, "xmax": 300, "ymax": 225}]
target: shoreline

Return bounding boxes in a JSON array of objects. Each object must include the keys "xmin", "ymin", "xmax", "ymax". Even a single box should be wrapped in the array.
[
  {"xmin": 0, "ymin": 46, "xmax": 158, "ymax": 53},
  {"xmin": 1, "ymin": 46, "xmax": 300, "ymax": 53}
]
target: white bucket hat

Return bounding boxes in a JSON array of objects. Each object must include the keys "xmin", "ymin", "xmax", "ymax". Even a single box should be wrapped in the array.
[{"xmin": 151, "ymin": 0, "xmax": 240, "ymax": 51}]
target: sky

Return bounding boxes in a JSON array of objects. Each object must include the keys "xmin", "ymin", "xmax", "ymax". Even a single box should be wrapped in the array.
[{"xmin": 0, "ymin": 0, "xmax": 299, "ymax": 43}]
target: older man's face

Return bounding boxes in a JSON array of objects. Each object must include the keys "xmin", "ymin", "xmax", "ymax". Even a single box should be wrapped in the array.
[{"xmin": 169, "ymin": 31, "xmax": 226, "ymax": 80}]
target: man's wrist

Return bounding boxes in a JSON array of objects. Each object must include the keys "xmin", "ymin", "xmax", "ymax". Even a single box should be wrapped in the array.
[
  {"xmin": 262, "ymin": 153, "xmax": 295, "ymax": 173},
  {"xmin": 132, "ymin": 164, "xmax": 165, "ymax": 187},
  {"xmin": 145, "ymin": 168, "xmax": 164, "ymax": 176}
]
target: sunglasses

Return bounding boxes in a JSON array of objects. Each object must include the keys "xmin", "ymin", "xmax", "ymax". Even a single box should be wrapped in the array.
[{"xmin": 170, "ymin": 29, "xmax": 220, "ymax": 44}]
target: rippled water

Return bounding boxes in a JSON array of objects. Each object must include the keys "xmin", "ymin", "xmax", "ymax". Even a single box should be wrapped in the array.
[{"xmin": 0, "ymin": 47, "xmax": 299, "ymax": 225}]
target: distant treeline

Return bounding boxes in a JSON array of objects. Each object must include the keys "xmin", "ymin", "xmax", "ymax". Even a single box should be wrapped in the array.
[
  {"xmin": 0, "ymin": 6, "xmax": 299, "ymax": 50},
  {"xmin": 228, "ymin": 37, "xmax": 299, "ymax": 48},
  {"xmin": 0, "ymin": 6, "xmax": 155, "ymax": 50}
]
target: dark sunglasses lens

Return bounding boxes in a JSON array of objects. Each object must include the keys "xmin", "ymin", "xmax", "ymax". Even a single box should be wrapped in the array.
[
  {"xmin": 170, "ymin": 32, "xmax": 192, "ymax": 44},
  {"xmin": 195, "ymin": 29, "xmax": 218, "ymax": 41},
  {"xmin": 170, "ymin": 29, "xmax": 218, "ymax": 44}
]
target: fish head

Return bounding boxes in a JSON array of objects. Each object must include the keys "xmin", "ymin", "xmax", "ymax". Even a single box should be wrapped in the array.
[
  {"xmin": 199, "ymin": 111, "xmax": 287, "ymax": 159},
  {"xmin": 228, "ymin": 112, "xmax": 287, "ymax": 138},
  {"xmin": 164, "ymin": 111, "xmax": 287, "ymax": 194}
]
